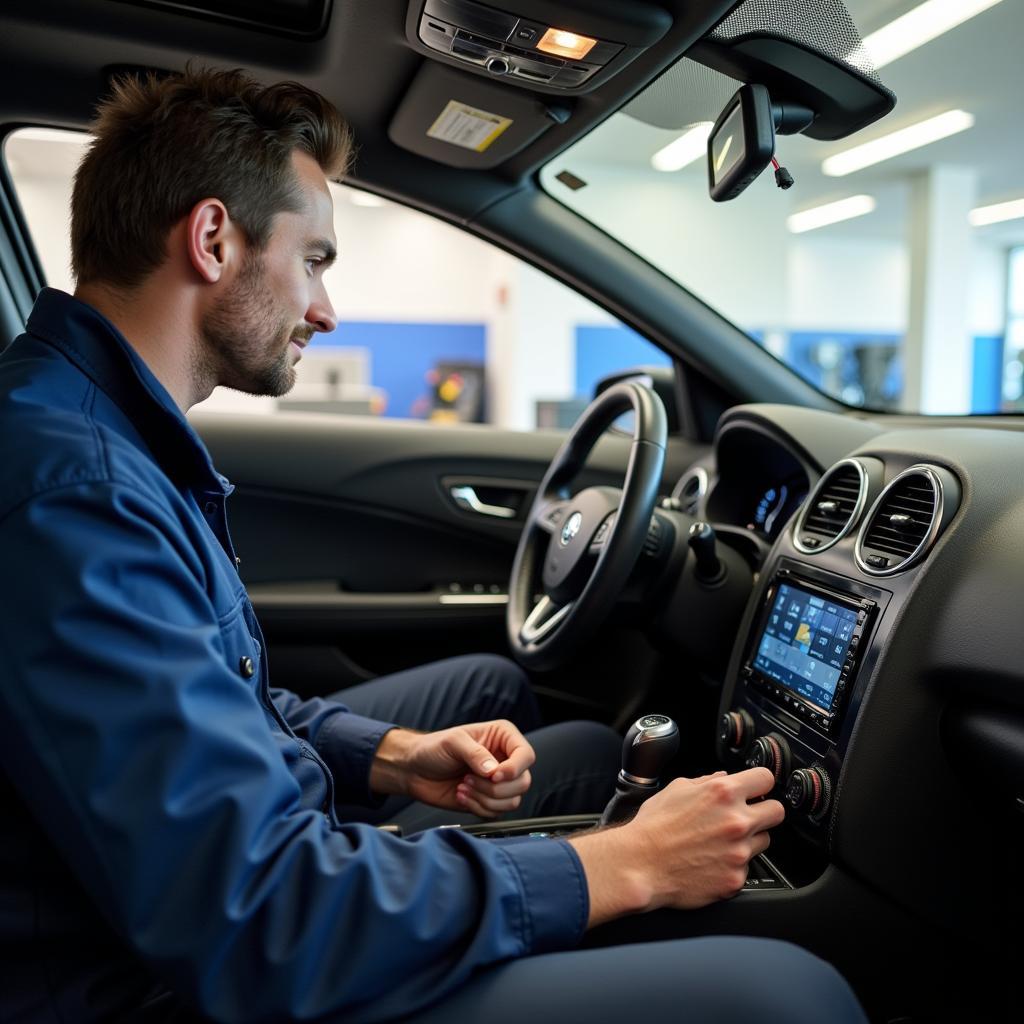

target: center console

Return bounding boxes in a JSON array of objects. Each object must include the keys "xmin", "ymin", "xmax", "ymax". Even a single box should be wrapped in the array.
[
  {"xmin": 717, "ymin": 557, "xmax": 891, "ymax": 843},
  {"xmin": 441, "ymin": 815, "xmax": 794, "ymax": 891}
]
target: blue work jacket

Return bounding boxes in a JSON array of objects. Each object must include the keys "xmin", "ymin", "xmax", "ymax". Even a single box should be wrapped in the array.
[{"xmin": 0, "ymin": 289, "xmax": 588, "ymax": 1023}]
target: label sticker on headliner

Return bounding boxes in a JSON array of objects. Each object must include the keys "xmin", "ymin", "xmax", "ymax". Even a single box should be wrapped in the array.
[{"xmin": 427, "ymin": 100, "xmax": 512, "ymax": 152}]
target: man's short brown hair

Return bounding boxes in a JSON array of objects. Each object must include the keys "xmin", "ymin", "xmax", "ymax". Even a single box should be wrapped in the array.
[{"xmin": 71, "ymin": 65, "xmax": 353, "ymax": 289}]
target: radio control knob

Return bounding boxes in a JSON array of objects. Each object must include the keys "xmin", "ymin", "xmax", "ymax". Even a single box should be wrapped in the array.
[
  {"xmin": 745, "ymin": 733, "xmax": 790, "ymax": 787},
  {"xmin": 719, "ymin": 709, "xmax": 755, "ymax": 752},
  {"xmin": 785, "ymin": 767, "xmax": 832, "ymax": 816}
]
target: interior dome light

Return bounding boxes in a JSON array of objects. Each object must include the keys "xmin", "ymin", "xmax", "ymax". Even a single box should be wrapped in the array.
[{"xmin": 536, "ymin": 28, "xmax": 597, "ymax": 61}]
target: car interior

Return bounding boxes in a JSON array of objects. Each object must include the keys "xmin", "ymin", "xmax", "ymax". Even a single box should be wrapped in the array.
[{"xmin": 2, "ymin": 0, "xmax": 1022, "ymax": 1021}]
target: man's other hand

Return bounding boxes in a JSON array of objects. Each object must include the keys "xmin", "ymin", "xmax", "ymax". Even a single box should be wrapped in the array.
[
  {"xmin": 370, "ymin": 721, "xmax": 536, "ymax": 817},
  {"xmin": 569, "ymin": 767, "xmax": 786, "ymax": 928}
]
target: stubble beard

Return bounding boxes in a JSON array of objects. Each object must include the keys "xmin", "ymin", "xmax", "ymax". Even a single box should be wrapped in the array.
[{"xmin": 200, "ymin": 251, "xmax": 299, "ymax": 399}]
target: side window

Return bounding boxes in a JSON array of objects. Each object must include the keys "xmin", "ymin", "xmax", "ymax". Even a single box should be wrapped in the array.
[{"xmin": 4, "ymin": 126, "xmax": 670, "ymax": 431}]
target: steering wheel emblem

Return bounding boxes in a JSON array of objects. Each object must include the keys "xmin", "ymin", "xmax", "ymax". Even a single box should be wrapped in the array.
[{"xmin": 560, "ymin": 511, "xmax": 583, "ymax": 546}]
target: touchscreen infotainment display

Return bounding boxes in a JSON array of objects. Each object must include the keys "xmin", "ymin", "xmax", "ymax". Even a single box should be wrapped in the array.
[{"xmin": 753, "ymin": 582, "xmax": 859, "ymax": 712}]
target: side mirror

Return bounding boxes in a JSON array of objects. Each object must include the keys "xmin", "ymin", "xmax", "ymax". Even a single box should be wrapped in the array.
[
  {"xmin": 707, "ymin": 84, "xmax": 813, "ymax": 202},
  {"xmin": 594, "ymin": 365, "xmax": 680, "ymax": 434}
]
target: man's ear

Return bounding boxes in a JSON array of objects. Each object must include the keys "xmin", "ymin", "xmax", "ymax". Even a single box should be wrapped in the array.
[{"xmin": 186, "ymin": 198, "xmax": 238, "ymax": 284}]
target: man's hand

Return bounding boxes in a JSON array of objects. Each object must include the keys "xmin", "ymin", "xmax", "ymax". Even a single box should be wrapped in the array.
[
  {"xmin": 370, "ymin": 720, "xmax": 536, "ymax": 817},
  {"xmin": 569, "ymin": 767, "xmax": 785, "ymax": 928}
]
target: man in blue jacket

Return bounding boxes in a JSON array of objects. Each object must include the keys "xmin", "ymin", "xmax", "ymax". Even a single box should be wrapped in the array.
[{"xmin": 0, "ymin": 66, "xmax": 866, "ymax": 1023}]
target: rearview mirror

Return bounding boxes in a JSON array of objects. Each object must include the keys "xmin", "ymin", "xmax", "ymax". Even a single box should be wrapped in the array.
[
  {"xmin": 707, "ymin": 83, "xmax": 775, "ymax": 202},
  {"xmin": 707, "ymin": 84, "xmax": 815, "ymax": 201}
]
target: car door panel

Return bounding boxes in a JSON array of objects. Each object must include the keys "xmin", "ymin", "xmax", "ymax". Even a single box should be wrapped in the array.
[{"xmin": 193, "ymin": 409, "xmax": 706, "ymax": 703}]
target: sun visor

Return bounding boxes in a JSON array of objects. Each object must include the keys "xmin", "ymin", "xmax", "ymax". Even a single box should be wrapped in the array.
[
  {"xmin": 388, "ymin": 61, "xmax": 563, "ymax": 168},
  {"xmin": 110, "ymin": 0, "xmax": 329, "ymax": 37}
]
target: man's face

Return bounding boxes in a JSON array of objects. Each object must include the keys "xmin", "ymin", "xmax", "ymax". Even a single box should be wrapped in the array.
[{"xmin": 201, "ymin": 150, "xmax": 338, "ymax": 397}]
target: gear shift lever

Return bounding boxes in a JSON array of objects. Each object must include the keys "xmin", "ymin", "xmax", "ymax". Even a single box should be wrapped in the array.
[{"xmin": 599, "ymin": 714, "xmax": 680, "ymax": 827}]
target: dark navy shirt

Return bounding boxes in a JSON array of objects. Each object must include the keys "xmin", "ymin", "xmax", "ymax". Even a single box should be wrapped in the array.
[{"xmin": 0, "ymin": 289, "xmax": 588, "ymax": 1023}]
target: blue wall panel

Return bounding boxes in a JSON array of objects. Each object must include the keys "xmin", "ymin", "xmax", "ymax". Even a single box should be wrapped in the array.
[
  {"xmin": 971, "ymin": 335, "xmax": 1004, "ymax": 414},
  {"xmin": 574, "ymin": 324, "xmax": 671, "ymax": 397},
  {"xmin": 316, "ymin": 321, "xmax": 486, "ymax": 418}
]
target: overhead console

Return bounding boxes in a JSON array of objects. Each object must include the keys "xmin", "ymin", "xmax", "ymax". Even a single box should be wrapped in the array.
[
  {"xmin": 407, "ymin": 0, "xmax": 671, "ymax": 94},
  {"xmin": 391, "ymin": 0, "xmax": 672, "ymax": 167}
]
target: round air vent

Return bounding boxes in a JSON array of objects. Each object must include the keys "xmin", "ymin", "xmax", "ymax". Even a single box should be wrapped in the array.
[
  {"xmin": 792, "ymin": 458, "xmax": 868, "ymax": 554},
  {"xmin": 855, "ymin": 465, "xmax": 946, "ymax": 576},
  {"xmin": 670, "ymin": 466, "xmax": 709, "ymax": 516}
]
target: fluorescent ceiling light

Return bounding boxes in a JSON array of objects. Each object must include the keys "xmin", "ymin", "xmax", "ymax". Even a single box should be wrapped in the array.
[
  {"xmin": 349, "ymin": 191, "xmax": 386, "ymax": 208},
  {"xmin": 969, "ymin": 198, "xmax": 1024, "ymax": 227},
  {"xmin": 651, "ymin": 123, "xmax": 713, "ymax": 172},
  {"xmin": 821, "ymin": 110, "xmax": 974, "ymax": 177},
  {"xmin": 863, "ymin": 0, "xmax": 1004, "ymax": 69},
  {"xmin": 787, "ymin": 195, "xmax": 877, "ymax": 233}
]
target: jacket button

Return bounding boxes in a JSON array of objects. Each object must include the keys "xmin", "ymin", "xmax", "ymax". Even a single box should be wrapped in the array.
[{"xmin": 239, "ymin": 656, "xmax": 255, "ymax": 678}]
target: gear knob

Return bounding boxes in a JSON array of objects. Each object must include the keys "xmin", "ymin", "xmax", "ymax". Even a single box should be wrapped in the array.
[
  {"xmin": 600, "ymin": 714, "xmax": 679, "ymax": 827},
  {"xmin": 621, "ymin": 714, "xmax": 680, "ymax": 782}
]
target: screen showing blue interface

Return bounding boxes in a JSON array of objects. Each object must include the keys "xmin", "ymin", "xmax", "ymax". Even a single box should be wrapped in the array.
[{"xmin": 753, "ymin": 583, "xmax": 858, "ymax": 712}]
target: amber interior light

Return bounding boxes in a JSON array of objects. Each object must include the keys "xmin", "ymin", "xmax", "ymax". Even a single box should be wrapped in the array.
[{"xmin": 536, "ymin": 28, "xmax": 597, "ymax": 61}]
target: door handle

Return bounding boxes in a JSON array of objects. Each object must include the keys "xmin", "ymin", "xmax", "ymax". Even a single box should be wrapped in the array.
[{"xmin": 449, "ymin": 485, "xmax": 517, "ymax": 519}]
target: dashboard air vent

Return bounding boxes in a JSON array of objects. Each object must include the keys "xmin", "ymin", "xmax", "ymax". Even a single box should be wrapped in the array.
[
  {"xmin": 856, "ymin": 466, "xmax": 945, "ymax": 575},
  {"xmin": 793, "ymin": 459, "xmax": 867, "ymax": 554}
]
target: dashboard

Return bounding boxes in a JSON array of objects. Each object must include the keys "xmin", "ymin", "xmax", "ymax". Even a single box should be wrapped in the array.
[
  {"xmin": 661, "ymin": 402, "xmax": 1023, "ymax": 1016},
  {"xmin": 699, "ymin": 419, "xmax": 810, "ymax": 543}
]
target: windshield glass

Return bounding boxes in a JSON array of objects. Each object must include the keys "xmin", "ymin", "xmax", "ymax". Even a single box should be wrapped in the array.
[{"xmin": 541, "ymin": 0, "xmax": 1024, "ymax": 415}]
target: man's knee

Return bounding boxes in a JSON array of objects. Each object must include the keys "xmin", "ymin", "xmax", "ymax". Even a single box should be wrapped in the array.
[
  {"xmin": 468, "ymin": 654, "xmax": 536, "ymax": 720},
  {"xmin": 470, "ymin": 653, "xmax": 530, "ymax": 702}
]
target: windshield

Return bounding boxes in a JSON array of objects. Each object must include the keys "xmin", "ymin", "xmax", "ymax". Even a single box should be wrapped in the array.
[{"xmin": 541, "ymin": 0, "xmax": 1024, "ymax": 415}]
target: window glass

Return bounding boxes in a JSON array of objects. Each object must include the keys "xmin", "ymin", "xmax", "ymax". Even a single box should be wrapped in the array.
[
  {"xmin": 540, "ymin": 0, "xmax": 1022, "ymax": 415},
  {"xmin": 4, "ymin": 127, "xmax": 669, "ymax": 430}
]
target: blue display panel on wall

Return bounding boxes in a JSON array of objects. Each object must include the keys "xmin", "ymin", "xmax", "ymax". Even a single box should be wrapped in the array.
[
  {"xmin": 779, "ymin": 330, "xmax": 1004, "ymax": 413},
  {"xmin": 317, "ymin": 321, "xmax": 486, "ymax": 418}
]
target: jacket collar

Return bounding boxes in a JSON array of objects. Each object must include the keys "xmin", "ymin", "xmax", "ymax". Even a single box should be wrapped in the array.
[{"xmin": 25, "ymin": 288, "xmax": 229, "ymax": 493}]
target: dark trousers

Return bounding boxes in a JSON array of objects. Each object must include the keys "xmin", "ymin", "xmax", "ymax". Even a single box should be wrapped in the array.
[
  {"xmin": 397, "ymin": 936, "xmax": 867, "ymax": 1023},
  {"xmin": 330, "ymin": 653, "xmax": 621, "ymax": 832},
  {"xmin": 329, "ymin": 655, "xmax": 868, "ymax": 1023}
]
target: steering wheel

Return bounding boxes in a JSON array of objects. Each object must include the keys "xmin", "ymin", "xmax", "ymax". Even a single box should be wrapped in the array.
[{"xmin": 507, "ymin": 381, "xmax": 667, "ymax": 671}]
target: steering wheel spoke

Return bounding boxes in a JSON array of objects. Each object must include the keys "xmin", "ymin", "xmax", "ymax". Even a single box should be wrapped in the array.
[
  {"xmin": 519, "ymin": 595, "xmax": 575, "ymax": 645},
  {"xmin": 586, "ymin": 511, "xmax": 617, "ymax": 553},
  {"xmin": 536, "ymin": 499, "xmax": 572, "ymax": 536}
]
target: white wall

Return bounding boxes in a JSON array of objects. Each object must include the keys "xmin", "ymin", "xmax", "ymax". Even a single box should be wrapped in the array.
[
  {"xmin": 787, "ymin": 238, "xmax": 908, "ymax": 332},
  {"xmin": 325, "ymin": 186, "xmax": 509, "ymax": 323},
  {"xmin": 558, "ymin": 165, "xmax": 789, "ymax": 332}
]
